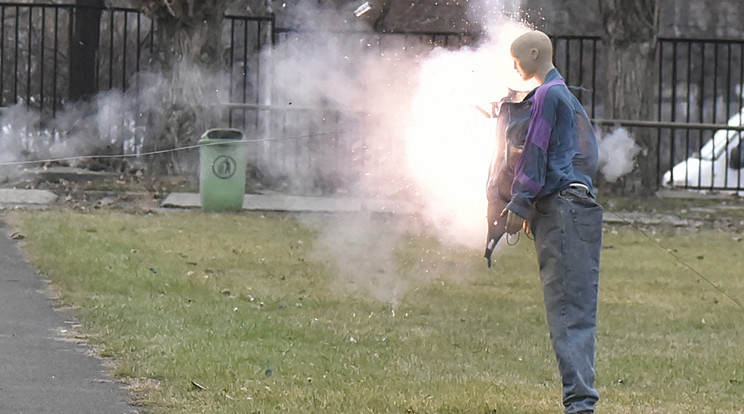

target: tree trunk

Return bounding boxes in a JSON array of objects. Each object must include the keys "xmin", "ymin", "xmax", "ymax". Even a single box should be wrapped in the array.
[
  {"xmin": 69, "ymin": 0, "xmax": 104, "ymax": 102},
  {"xmin": 598, "ymin": 0, "xmax": 659, "ymax": 196},
  {"xmin": 136, "ymin": 0, "xmax": 231, "ymax": 177}
]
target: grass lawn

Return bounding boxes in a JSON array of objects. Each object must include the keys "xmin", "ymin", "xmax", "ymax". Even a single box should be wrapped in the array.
[{"xmin": 6, "ymin": 209, "xmax": 744, "ymax": 413}]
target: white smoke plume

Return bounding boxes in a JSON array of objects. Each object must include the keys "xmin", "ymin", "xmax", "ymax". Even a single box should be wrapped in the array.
[
  {"xmin": 280, "ymin": 1, "xmax": 531, "ymax": 304},
  {"xmin": 0, "ymin": 61, "xmax": 228, "ymax": 176},
  {"xmin": 0, "ymin": 1, "xmax": 530, "ymax": 305},
  {"xmin": 306, "ymin": 212, "xmax": 408, "ymax": 306},
  {"xmin": 597, "ymin": 127, "xmax": 641, "ymax": 182}
]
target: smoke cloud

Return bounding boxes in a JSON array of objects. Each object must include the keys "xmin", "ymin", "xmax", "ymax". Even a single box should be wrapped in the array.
[
  {"xmin": 0, "ymin": 60, "xmax": 229, "ymax": 178},
  {"xmin": 0, "ymin": 1, "xmax": 530, "ymax": 305},
  {"xmin": 276, "ymin": 1, "xmax": 531, "ymax": 303},
  {"xmin": 306, "ymin": 212, "xmax": 408, "ymax": 306},
  {"xmin": 597, "ymin": 127, "xmax": 641, "ymax": 182}
]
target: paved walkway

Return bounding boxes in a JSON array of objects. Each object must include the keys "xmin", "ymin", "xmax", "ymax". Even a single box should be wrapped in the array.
[{"xmin": 0, "ymin": 221, "xmax": 138, "ymax": 413}]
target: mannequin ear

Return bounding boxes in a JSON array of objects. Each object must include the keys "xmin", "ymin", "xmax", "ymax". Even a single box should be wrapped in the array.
[{"xmin": 530, "ymin": 47, "xmax": 539, "ymax": 60}]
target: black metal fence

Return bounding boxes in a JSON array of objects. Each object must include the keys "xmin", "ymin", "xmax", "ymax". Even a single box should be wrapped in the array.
[
  {"xmin": 553, "ymin": 35, "xmax": 602, "ymax": 119},
  {"xmin": 0, "ymin": 3, "xmax": 273, "ymax": 115},
  {"xmin": 655, "ymin": 37, "xmax": 744, "ymax": 193},
  {"xmin": 552, "ymin": 34, "xmax": 744, "ymax": 193},
  {"xmin": 1, "ymin": 1, "xmax": 742, "ymax": 193},
  {"xmin": 0, "ymin": 3, "xmax": 68, "ymax": 114}
]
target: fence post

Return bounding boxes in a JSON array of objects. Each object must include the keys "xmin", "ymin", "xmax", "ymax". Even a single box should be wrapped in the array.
[
  {"xmin": 257, "ymin": 0, "xmax": 274, "ymax": 166},
  {"xmin": 69, "ymin": 0, "xmax": 104, "ymax": 102}
]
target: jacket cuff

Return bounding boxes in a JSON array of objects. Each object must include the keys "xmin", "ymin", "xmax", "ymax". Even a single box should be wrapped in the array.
[{"xmin": 506, "ymin": 196, "xmax": 531, "ymax": 219}]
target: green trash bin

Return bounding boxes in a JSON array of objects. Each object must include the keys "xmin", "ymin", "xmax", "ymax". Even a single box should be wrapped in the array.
[{"xmin": 199, "ymin": 128, "xmax": 247, "ymax": 212}]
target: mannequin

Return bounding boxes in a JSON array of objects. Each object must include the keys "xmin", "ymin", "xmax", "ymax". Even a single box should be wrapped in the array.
[{"xmin": 499, "ymin": 30, "xmax": 603, "ymax": 414}]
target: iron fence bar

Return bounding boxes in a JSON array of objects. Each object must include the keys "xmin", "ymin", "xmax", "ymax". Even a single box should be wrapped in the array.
[
  {"xmin": 670, "ymin": 40, "xmax": 678, "ymax": 187},
  {"xmin": 122, "ymin": 10, "xmax": 128, "ymax": 90},
  {"xmin": 221, "ymin": 102, "xmax": 351, "ymax": 112},
  {"xmin": 684, "ymin": 41, "xmax": 693, "ymax": 189},
  {"xmin": 713, "ymin": 43, "xmax": 720, "ymax": 123},
  {"xmin": 253, "ymin": 19, "xmax": 261, "ymax": 134},
  {"xmin": 594, "ymin": 118, "xmax": 744, "ymax": 131},
  {"xmin": 242, "ymin": 18, "xmax": 249, "ymax": 108},
  {"xmin": 52, "ymin": 6, "xmax": 58, "ymax": 117},
  {"xmin": 740, "ymin": 43, "xmax": 744, "ymax": 190},
  {"xmin": 13, "ymin": 5, "xmax": 18, "ymax": 103},
  {"xmin": 0, "ymin": 2, "xmax": 68, "ymax": 9},
  {"xmin": 697, "ymin": 41, "xmax": 705, "ymax": 188},
  {"xmin": 25, "ymin": 6, "xmax": 30, "ymax": 104},
  {"xmin": 1, "ymin": 7, "xmax": 5, "ymax": 106},
  {"xmin": 659, "ymin": 36, "xmax": 744, "ymax": 44},
  {"xmin": 135, "ymin": 11, "xmax": 140, "ymax": 88},
  {"xmin": 40, "ymin": 7, "xmax": 45, "ymax": 111},
  {"xmin": 91, "ymin": 6, "xmax": 99, "ymax": 92},
  {"xmin": 711, "ymin": 44, "xmax": 721, "ymax": 190},
  {"xmin": 578, "ymin": 38, "xmax": 584, "ymax": 103},
  {"xmin": 726, "ymin": 43, "xmax": 733, "ymax": 121},
  {"xmin": 671, "ymin": 41, "xmax": 678, "ymax": 122},
  {"xmin": 108, "ymin": 9, "xmax": 114, "ymax": 89},
  {"xmin": 66, "ymin": 3, "xmax": 72, "ymax": 103},
  {"xmin": 591, "ymin": 38, "xmax": 596, "ymax": 118},
  {"xmin": 564, "ymin": 38, "xmax": 570, "ymax": 84},
  {"xmin": 724, "ymin": 43, "xmax": 732, "ymax": 187},
  {"xmin": 657, "ymin": 40, "xmax": 665, "ymax": 187},
  {"xmin": 228, "ymin": 18, "xmax": 235, "ymax": 126}
]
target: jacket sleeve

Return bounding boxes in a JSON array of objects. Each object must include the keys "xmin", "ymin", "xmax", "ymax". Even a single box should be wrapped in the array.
[{"xmin": 506, "ymin": 89, "xmax": 556, "ymax": 218}]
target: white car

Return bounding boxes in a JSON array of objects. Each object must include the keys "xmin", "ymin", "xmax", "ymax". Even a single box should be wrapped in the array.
[{"xmin": 662, "ymin": 111, "xmax": 744, "ymax": 194}]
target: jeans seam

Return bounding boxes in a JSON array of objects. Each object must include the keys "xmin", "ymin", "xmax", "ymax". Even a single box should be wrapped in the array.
[{"xmin": 558, "ymin": 197, "xmax": 574, "ymax": 378}]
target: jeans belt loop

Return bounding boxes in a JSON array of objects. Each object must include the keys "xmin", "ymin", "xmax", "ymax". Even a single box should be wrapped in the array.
[{"xmin": 569, "ymin": 182, "xmax": 589, "ymax": 192}]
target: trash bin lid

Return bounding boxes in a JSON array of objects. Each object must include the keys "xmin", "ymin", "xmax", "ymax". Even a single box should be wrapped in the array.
[{"xmin": 200, "ymin": 128, "xmax": 244, "ymax": 143}]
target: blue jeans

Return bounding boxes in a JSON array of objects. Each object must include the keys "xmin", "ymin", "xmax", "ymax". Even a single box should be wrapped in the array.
[{"xmin": 531, "ymin": 186, "xmax": 602, "ymax": 413}]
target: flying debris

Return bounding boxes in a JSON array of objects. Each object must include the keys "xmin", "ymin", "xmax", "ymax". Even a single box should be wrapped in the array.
[{"xmin": 354, "ymin": 2, "xmax": 372, "ymax": 17}]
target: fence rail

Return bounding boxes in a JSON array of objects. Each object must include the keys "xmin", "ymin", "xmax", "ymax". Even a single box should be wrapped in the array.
[{"xmin": 595, "ymin": 119, "xmax": 744, "ymax": 193}]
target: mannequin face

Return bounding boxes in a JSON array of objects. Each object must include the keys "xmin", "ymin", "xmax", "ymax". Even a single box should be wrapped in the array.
[{"xmin": 511, "ymin": 46, "xmax": 537, "ymax": 81}]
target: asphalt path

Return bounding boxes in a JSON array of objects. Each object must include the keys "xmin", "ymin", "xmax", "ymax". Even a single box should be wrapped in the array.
[{"xmin": 0, "ymin": 220, "xmax": 138, "ymax": 413}]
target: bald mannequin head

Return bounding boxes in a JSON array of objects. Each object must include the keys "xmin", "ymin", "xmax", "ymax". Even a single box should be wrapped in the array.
[{"xmin": 510, "ymin": 30, "xmax": 555, "ymax": 85}]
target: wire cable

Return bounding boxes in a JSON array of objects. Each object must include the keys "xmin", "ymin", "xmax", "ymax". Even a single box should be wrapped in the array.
[
  {"xmin": 609, "ymin": 210, "xmax": 744, "ymax": 311},
  {"xmin": 0, "ymin": 130, "xmax": 342, "ymax": 168}
]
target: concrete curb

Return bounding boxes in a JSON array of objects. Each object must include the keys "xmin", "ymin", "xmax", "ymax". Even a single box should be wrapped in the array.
[
  {"xmin": 161, "ymin": 192, "xmax": 416, "ymax": 214},
  {"xmin": 0, "ymin": 189, "xmax": 58, "ymax": 206}
]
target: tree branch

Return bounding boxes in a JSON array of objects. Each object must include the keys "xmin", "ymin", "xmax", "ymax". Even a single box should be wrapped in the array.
[{"xmin": 164, "ymin": 0, "xmax": 177, "ymax": 17}]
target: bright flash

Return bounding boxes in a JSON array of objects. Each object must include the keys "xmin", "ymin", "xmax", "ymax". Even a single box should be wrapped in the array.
[{"xmin": 403, "ymin": 22, "xmax": 535, "ymax": 247}]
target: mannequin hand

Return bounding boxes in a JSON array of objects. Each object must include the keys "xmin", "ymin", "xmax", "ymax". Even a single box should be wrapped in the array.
[{"xmin": 501, "ymin": 208, "xmax": 526, "ymax": 235}]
